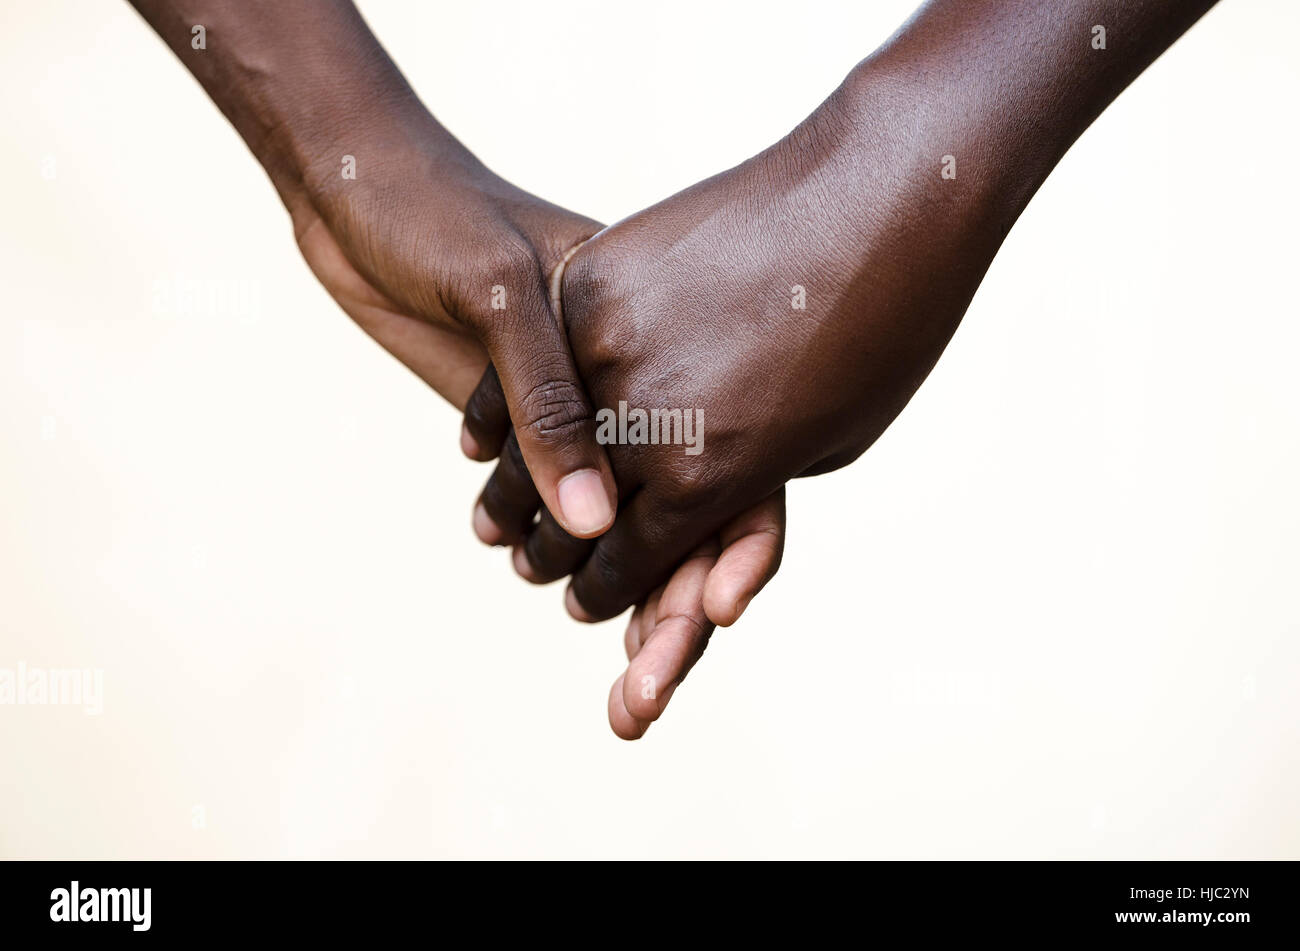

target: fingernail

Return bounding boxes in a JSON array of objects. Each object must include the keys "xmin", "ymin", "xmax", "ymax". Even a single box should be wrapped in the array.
[
  {"xmin": 460, "ymin": 422, "xmax": 480, "ymax": 459},
  {"xmin": 511, "ymin": 545, "xmax": 535, "ymax": 581},
  {"xmin": 556, "ymin": 469, "xmax": 613, "ymax": 536},
  {"xmin": 473, "ymin": 503, "xmax": 503, "ymax": 545},
  {"xmin": 565, "ymin": 586, "xmax": 596, "ymax": 623}
]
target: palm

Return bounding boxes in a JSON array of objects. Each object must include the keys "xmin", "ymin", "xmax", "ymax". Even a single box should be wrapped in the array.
[{"xmin": 293, "ymin": 206, "xmax": 488, "ymax": 410}]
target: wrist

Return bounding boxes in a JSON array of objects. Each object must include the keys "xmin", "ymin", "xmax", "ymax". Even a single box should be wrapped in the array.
[
  {"xmin": 251, "ymin": 48, "xmax": 469, "ymax": 216},
  {"xmin": 139, "ymin": 1, "xmax": 478, "ymax": 214},
  {"xmin": 831, "ymin": 55, "xmax": 1059, "ymax": 241},
  {"xmin": 292, "ymin": 108, "xmax": 479, "ymax": 218}
]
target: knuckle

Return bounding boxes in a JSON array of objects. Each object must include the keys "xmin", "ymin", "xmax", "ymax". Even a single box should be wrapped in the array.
[
  {"xmin": 497, "ymin": 434, "xmax": 532, "ymax": 490},
  {"xmin": 656, "ymin": 457, "xmax": 728, "ymax": 511},
  {"xmin": 462, "ymin": 394, "xmax": 487, "ymax": 434},
  {"xmin": 462, "ymin": 238, "xmax": 545, "ymax": 326},
  {"xmin": 524, "ymin": 548, "xmax": 564, "ymax": 585},
  {"xmin": 479, "ymin": 491, "xmax": 516, "ymax": 532},
  {"xmin": 478, "ymin": 471, "xmax": 511, "ymax": 516},
  {"xmin": 559, "ymin": 245, "xmax": 605, "ymax": 314},
  {"xmin": 559, "ymin": 243, "xmax": 626, "ymax": 336},
  {"xmin": 500, "ymin": 432, "xmax": 526, "ymax": 470},
  {"xmin": 526, "ymin": 516, "xmax": 588, "ymax": 582},
  {"xmin": 486, "ymin": 236, "xmax": 542, "ymax": 288},
  {"xmin": 480, "ymin": 480, "xmax": 534, "ymax": 534},
  {"xmin": 574, "ymin": 550, "xmax": 628, "ymax": 618},
  {"xmin": 559, "ymin": 246, "xmax": 659, "ymax": 378},
  {"xmin": 515, "ymin": 377, "xmax": 593, "ymax": 442},
  {"xmin": 483, "ymin": 438, "xmax": 538, "ymax": 498},
  {"xmin": 463, "ymin": 380, "xmax": 503, "ymax": 435},
  {"xmin": 522, "ymin": 545, "xmax": 555, "ymax": 583}
]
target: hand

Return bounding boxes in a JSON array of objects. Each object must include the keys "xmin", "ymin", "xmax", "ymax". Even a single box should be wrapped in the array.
[
  {"xmin": 290, "ymin": 133, "xmax": 622, "ymax": 538},
  {"xmin": 293, "ymin": 197, "xmax": 491, "ymax": 410},
  {"xmin": 129, "ymin": 0, "xmax": 620, "ymax": 539},
  {"xmin": 462, "ymin": 0, "xmax": 1223, "ymax": 621},
  {"xmin": 295, "ymin": 133, "xmax": 790, "ymax": 741},
  {"xmin": 465, "ymin": 58, "xmax": 1007, "ymax": 621},
  {"xmin": 608, "ymin": 490, "xmax": 784, "ymax": 740}
]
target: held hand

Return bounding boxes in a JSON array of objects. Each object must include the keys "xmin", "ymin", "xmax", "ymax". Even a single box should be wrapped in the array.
[
  {"xmin": 129, "ymin": 0, "xmax": 619, "ymax": 535},
  {"xmin": 465, "ymin": 59, "xmax": 1010, "ymax": 621},
  {"xmin": 290, "ymin": 131, "xmax": 619, "ymax": 539},
  {"xmin": 289, "ymin": 126, "xmax": 791, "ymax": 740},
  {"xmin": 608, "ymin": 490, "xmax": 784, "ymax": 740},
  {"xmin": 297, "ymin": 168, "xmax": 788, "ymax": 740}
]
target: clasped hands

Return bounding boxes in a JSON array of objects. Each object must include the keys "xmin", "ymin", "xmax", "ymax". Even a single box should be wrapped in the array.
[
  {"xmin": 290, "ymin": 59, "xmax": 996, "ymax": 740},
  {"xmin": 127, "ymin": 0, "xmax": 1218, "ymax": 740}
]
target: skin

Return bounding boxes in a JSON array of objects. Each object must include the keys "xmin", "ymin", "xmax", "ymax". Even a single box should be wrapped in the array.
[
  {"xmin": 127, "ymin": 0, "xmax": 624, "ymax": 539},
  {"xmin": 124, "ymin": 0, "xmax": 1222, "ymax": 737},
  {"xmin": 125, "ymin": 0, "xmax": 783, "ymax": 738},
  {"xmin": 465, "ymin": 0, "xmax": 1222, "ymax": 624}
]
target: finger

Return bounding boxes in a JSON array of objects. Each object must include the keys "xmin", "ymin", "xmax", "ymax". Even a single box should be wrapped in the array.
[
  {"xmin": 511, "ymin": 508, "xmax": 594, "ymax": 584},
  {"xmin": 472, "ymin": 260, "xmax": 617, "ymax": 539},
  {"xmin": 564, "ymin": 491, "xmax": 686, "ymax": 623},
  {"xmin": 607, "ymin": 673, "xmax": 648, "ymax": 741},
  {"xmin": 623, "ymin": 604, "xmax": 647, "ymax": 661},
  {"xmin": 623, "ymin": 583, "xmax": 667, "ymax": 660},
  {"xmin": 621, "ymin": 541, "xmax": 720, "ymax": 723},
  {"xmin": 564, "ymin": 490, "xmax": 700, "ymax": 623},
  {"xmin": 473, "ymin": 431, "xmax": 540, "ymax": 546},
  {"xmin": 461, "ymin": 364, "xmax": 510, "ymax": 461},
  {"xmin": 703, "ymin": 487, "xmax": 786, "ymax": 627}
]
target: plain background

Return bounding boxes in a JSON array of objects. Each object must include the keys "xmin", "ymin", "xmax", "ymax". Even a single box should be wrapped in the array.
[{"xmin": 1, "ymin": 0, "xmax": 1297, "ymax": 859}]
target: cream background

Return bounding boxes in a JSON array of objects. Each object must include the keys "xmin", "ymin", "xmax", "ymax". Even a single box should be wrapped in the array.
[{"xmin": 1, "ymin": 0, "xmax": 1296, "ymax": 859}]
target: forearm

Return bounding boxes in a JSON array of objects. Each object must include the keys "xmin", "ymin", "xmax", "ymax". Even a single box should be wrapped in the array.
[
  {"xmin": 672, "ymin": 0, "xmax": 1225, "ymax": 465},
  {"xmin": 126, "ymin": 0, "xmax": 475, "ymax": 211},
  {"xmin": 754, "ymin": 0, "xmax": 1221, "ymax": 385},
  {"xmin": 845, "ymin": 0, "xmax": 1220, "ymax": 234}
]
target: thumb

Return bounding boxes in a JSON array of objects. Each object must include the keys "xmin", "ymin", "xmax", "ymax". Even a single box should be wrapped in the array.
[{"xmin": 472, "ymin": 260, "xmax": 616, "ymax": 539}]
